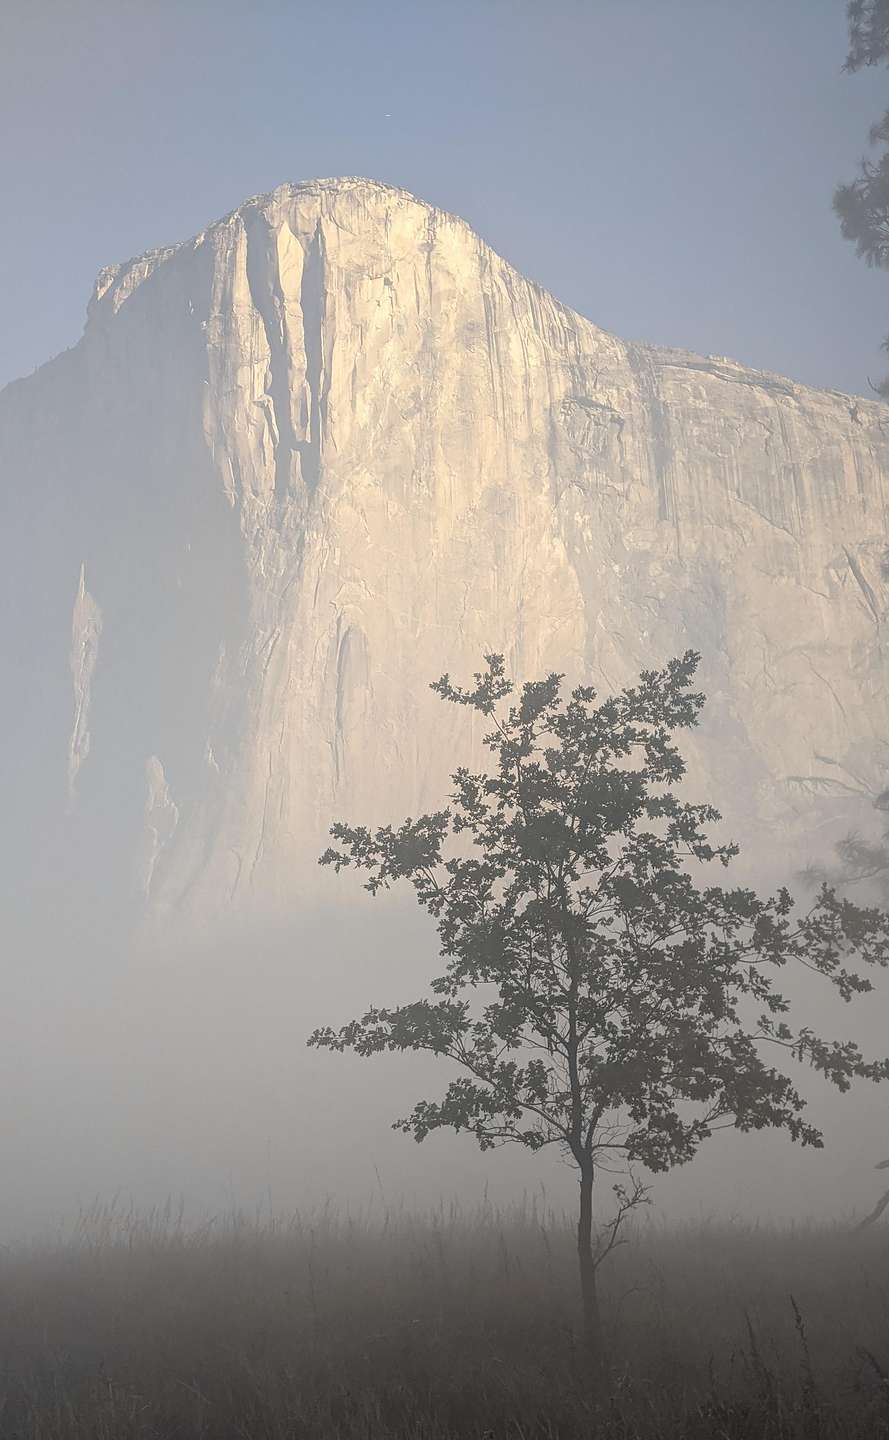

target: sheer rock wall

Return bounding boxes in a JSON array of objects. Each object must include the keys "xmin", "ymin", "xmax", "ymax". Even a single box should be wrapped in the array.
[{"xmin": 3, "ymin": 177, "xmax": 889, "ymax": 927}]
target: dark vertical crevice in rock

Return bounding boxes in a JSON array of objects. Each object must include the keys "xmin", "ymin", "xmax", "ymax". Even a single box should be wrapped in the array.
[
  {"xmin": 844, "ymin": 545, "xmax": 881, "ymax": 624},
  {"xmin": 295, "ymin": 219, "xmax": 326, "ymax": 495},
  {"xmin": 333, "ymin": 622, "xmax": 368, "ymax": 790},
  {"xmin": 333, "ymin": 623, "xmax": 349, "ymax": 789},
  {"xmin": 775, "ymin": 409, "xmax": 803, "ymax": 537},
  {"xmin": 626, "ymin": 345, "xmax": 675, "ymax": 523},
  {"xmin": 244, "ymin": 215, "xmax": 296, "ymax": 503},
  {"xmin": 479, "ymin": 245, "xmax": 502, "ymax": 428}
]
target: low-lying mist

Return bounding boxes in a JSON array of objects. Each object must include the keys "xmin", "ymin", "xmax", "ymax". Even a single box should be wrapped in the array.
[{"xmin": 5, "ymin": 854, "xmax": 888, "ymax": 1247}]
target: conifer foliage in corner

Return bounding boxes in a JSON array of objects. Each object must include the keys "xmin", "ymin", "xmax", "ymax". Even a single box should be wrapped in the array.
[{"xmin": 835, "ymin": 0, "xmax": 889, "ymax": 395}]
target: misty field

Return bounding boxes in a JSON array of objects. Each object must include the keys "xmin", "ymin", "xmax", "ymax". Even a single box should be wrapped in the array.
[{"xmin": 1, "ymin": 1199, "xmax": 888, "ymax": 1439}]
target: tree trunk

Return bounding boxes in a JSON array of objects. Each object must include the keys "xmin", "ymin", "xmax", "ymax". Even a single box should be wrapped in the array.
[{"xmin": 577, "ymin": 1160, "xmax": 603, "ymax": 1364}]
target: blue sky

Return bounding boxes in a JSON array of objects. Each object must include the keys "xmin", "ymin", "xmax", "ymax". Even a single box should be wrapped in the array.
[{"xmin": 1, "ymin": 0, "xmax": 885, "ymax": 396}]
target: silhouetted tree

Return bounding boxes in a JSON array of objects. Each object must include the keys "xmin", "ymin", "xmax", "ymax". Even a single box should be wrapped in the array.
[
  {"xmin": 806, "ymin": 827, "xmax": 889, "ymax": 899},
  {"xmin": 309, "ymin": 653, "xmax": 889, "ymax": 1359},
  {"xmin": 835, "ymin": 1, "xmax": 889, "ymax": 395},
  {"xmin": 792, "ymin": 748, "xmax": 889, "ymax": 903}
]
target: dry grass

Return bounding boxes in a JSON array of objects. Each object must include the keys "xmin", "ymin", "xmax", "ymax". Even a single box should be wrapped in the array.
[{"xmin": 1, "ymin": 1196, "xmax": 888, "ymax": 1438}]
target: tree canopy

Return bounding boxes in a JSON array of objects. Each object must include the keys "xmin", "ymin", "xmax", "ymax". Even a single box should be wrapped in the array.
[{"xmin": 310, "ymin": 652, "xmax": 889, "ymax": 1349}]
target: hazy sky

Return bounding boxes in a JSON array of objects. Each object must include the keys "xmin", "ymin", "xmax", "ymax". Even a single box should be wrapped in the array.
[{"xmin": 1, "ymin": 0, "xmax": 886, "ymax": 398}]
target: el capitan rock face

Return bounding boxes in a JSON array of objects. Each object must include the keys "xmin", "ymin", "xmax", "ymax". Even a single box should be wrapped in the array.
[{"xmin": 3, "ymin": 176, "xmax": 889, "ymax": 927}]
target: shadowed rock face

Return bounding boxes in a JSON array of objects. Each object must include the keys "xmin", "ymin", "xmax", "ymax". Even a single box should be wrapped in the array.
[{"xmin": 3, "ymin": 176, "xmax": 889, "ymax": 929}]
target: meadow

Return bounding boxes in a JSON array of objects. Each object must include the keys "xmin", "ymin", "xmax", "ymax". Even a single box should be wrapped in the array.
[{"xmin": 1, "ymin": 1196, "xmax": 888, "ymax": 1439}]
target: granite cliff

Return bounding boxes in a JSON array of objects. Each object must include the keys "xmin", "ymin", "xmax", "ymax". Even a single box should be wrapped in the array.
[{"xmin": 3, "ymin": 176, "xmax": 889, "ymax": 928}]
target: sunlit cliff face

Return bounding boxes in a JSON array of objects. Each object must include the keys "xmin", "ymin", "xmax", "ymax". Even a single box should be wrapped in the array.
[{"xmin": 3, "ymin": 176, "xmax": 889, "ymax": 935}]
